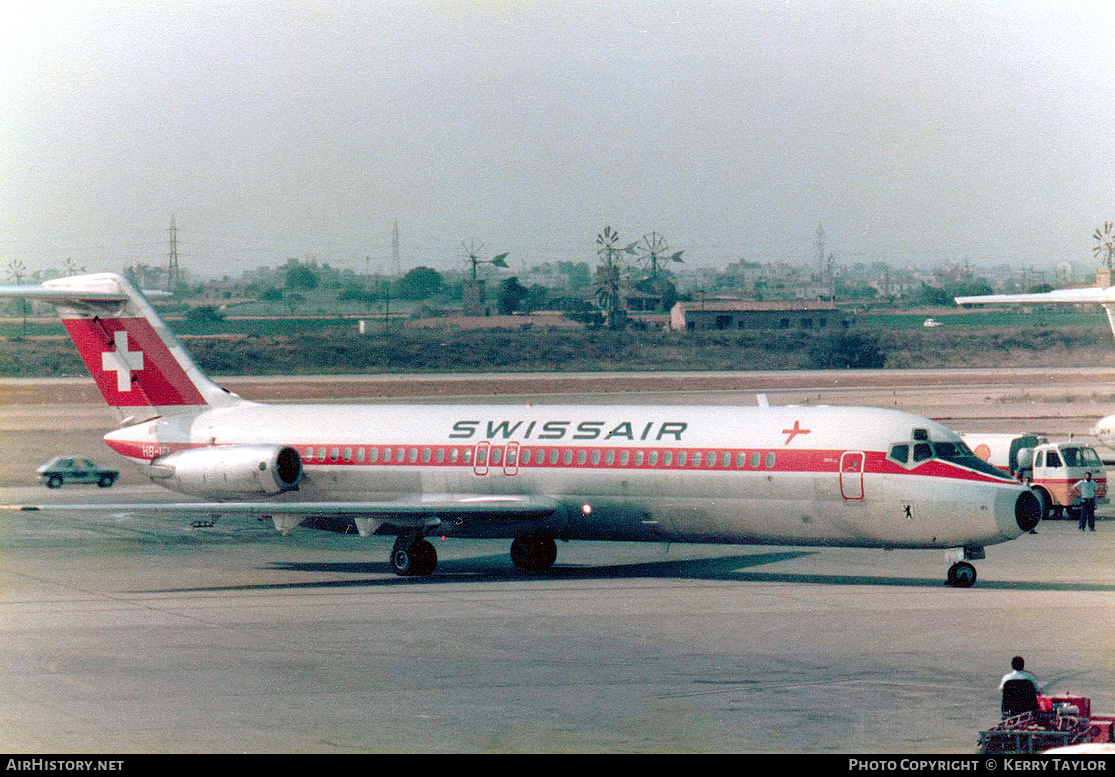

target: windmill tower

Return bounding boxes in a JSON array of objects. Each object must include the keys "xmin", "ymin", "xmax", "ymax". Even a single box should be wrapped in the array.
[
  {"xmin": 459, "ymin": 240, "xmax": 509, "ymax": 315},
  {"xmin": 634, "ymin": 231, "xmax": 684, "ymax": 311},
  {"xmin": 1093, "ymin": 221, "xmax": 1115, "ymax": 286},
  {"xmin": 594, "ymin": 226, "xmax": 637, "ymax": 330}
]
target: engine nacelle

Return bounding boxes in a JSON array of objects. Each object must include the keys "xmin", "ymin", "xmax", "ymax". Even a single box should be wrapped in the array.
[{"xmin": 150, "ymin": 445, "xmax": 302, "ymax": 498}]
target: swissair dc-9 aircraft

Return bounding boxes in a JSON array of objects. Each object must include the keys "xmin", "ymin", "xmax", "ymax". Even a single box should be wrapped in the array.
[
  {"xmin": 1, "ymin": 273, "xmax": 1040, "ymax": 586},
  {"xmin": 955, "ymin": 283, "xmax": 1115, "ymax": 452}
]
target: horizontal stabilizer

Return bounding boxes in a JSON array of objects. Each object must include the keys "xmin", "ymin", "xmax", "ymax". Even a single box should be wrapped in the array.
[{"xmin": 0, "ymin": 273, "xmax": 239, "ymax": 416}]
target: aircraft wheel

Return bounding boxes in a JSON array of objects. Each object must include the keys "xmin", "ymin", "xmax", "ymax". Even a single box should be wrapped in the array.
[
  {"xmin": 510, "ymin": 536, "xmax": 557, "ymax": 571},
  {"xmin": 946, "ymin": 561, "xmax": 977, "ymax": 588},
  {"xmin": 390, "ymin": 537, "xmax": 437, "ymax": 577},
  {"xmin": 412, "ymin": 539, "xmax": 438, "ymax": 576}
]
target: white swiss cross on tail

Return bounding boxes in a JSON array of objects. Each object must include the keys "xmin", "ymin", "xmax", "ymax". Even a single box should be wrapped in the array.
[{"xmin": 101, "ymin": 331, "xmax": 144, "ymax": 392}]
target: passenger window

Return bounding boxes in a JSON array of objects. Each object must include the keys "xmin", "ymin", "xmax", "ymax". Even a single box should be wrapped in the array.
[
  {"xmin": 765, "ymin": 452, "xmax": 775, "ymax": 468},
  {"xmin": 913, "ymin": 443, "xmax": 932, "ymax": 462},
  {"xmin": 889, "ymin": 444, "xmax": 909, "ymax": 464}
]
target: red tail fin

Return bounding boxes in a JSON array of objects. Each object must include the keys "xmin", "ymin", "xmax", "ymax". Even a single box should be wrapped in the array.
[{"xmin": 0, "ymin": 273, "xmax": 242, "ymax": 418}]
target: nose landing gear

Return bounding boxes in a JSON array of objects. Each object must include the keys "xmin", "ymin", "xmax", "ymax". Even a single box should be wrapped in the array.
[
  {"xmin": 946, "ymin": 561, "xmax": 977, "ymax": 588},
  {"xmin": 945, "ymin": 546, "xmax": 984, "ymax": 587}
]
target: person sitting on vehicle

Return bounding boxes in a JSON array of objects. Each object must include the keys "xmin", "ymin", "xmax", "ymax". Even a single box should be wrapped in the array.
[{"xmin": 999, "ymin": 656, "xmax": 1040, "ymax": 718}]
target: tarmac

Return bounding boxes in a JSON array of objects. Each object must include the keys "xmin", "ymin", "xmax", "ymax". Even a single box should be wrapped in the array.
[{"xmin": 1, "ymin": 370, "xmax": 1113, "ymax": 753}]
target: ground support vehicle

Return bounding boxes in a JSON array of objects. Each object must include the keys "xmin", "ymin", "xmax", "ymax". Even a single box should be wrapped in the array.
[
  {"xmin": 978, "ymin": 694, "xmax": 1115, "ymax": 754},
  {"xmin": 962, "ymin": 434, "xmax": 1107, "ymax": 520}
]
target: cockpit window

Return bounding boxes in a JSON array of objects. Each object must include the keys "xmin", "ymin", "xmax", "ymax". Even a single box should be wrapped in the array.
[
  {"xmin": 931, "ymin": 440, "xmax": 1012, "ymax": 478},
  {"xmin": 931, "ymin": 442, "xmax": 964, "ymax": 460},
  {"xmin": 890, "ymin": 438, "xmax": 1012, "ymax": 478},
  {"xmin": 1046, "ymin": 451, "xmax": 1062, "ymax": 468}
]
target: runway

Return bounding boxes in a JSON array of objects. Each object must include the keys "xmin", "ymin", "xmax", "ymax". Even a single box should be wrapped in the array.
[{"xmin": 1, "ymin": 371, "xmax": 1114, "ymax": 753}]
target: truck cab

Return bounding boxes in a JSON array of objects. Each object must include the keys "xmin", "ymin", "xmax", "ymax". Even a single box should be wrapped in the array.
[
  {"xmin": 1018, "ymin": 442, "xmax": 1107, "ymax": 519},
  {"xmin": 962, "ymin": 434, "xmax": 1108, "ymax": 519}
]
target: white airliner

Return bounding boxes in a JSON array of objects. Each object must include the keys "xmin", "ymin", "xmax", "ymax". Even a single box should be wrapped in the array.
[
  {"xmin": 0, "ymin": 273, "xmax": 1040, "ymax": 586},
  {"xmin": 955, "ymin": 284, "xmax": 1115, "ymax": 451}
]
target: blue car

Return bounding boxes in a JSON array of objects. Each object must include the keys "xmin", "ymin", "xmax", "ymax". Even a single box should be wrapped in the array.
[{"xmin": 37, "ymin": 456, "xmax": 118, "ymax": 489}]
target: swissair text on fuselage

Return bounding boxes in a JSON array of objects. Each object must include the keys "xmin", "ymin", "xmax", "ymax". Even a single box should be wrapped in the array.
[{"xmin": 449, "ymin": 419, "xmax": 689, "ymax": 442}]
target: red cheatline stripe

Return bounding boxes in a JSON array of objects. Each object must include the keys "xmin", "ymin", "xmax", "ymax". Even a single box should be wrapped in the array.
[{"xmin": 104, "ymin": 439, "xmax": 1019, "ymax": 485}]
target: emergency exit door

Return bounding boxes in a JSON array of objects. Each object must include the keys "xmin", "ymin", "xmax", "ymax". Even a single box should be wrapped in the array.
[{"xmin": 840, "ymin": 451, "xmax": 865, "ymax": 500}]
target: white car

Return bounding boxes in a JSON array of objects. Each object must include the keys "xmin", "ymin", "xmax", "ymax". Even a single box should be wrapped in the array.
[{"xmin": 37, "ymin": 456, "xmax": 119, "ymax": 489}]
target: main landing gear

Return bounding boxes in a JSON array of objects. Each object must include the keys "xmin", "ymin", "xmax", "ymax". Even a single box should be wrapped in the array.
[
  {"xmin": 390, "ymin": 536, "xmax": 438, "ymax": 576},
  {"xmin": 510, "ymin": 535, "xmax": 558, "ymax": 572},
  {"xmin": 388, "ymin": 534, "xmax": 560, "ymax": 577}
]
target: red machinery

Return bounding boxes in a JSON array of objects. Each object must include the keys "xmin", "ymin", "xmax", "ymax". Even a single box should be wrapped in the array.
[{"xmin": 979, "ymin": 694, "xmax": 1115, "ymax": 754}]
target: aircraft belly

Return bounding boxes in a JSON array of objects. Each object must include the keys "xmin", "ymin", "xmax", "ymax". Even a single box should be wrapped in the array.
[{"xmin": 216, "ymin": 462, "xmax": 1015, "ymax": 550}]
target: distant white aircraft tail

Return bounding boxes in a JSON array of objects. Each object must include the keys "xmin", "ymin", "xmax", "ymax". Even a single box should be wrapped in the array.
[{"xmin": 0, "ymin": 273, "xmax": 244, "ymax": 419}]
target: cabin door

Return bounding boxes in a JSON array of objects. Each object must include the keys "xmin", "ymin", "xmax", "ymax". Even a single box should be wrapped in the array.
[{"xmin": 839, "ymin": 451, "xmax": 865, "ymax": 500}]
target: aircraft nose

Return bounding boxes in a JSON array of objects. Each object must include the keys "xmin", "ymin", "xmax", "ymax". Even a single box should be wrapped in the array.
[{"xmin": 1015, "ymin": 489, "xmax": 1041, "ymax": 533}]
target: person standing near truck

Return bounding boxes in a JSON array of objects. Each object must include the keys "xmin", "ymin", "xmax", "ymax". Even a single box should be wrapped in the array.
[{"xmin": 1073, "ymin": 471, "xmax": 1098, "ymax": 532}]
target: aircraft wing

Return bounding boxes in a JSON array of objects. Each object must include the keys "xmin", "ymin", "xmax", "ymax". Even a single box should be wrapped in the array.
[
  {"xmin": 2, "ymin": 494, "xmax": 563, "ymax": 536},
  {"xmin": 955, "ymin": 286, "xmax": 1115, "ymax": 305}
]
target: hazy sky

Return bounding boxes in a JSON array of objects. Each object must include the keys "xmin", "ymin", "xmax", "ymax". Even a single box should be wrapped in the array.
[{"xmin": 2, "ymin": 0, "xmax": 1114, "ymax": 279}]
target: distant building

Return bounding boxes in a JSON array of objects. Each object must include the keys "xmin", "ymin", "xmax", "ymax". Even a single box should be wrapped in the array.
[{"xmin": 669, "ymin": 300, "xmax": 853, "ymax": 332}]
